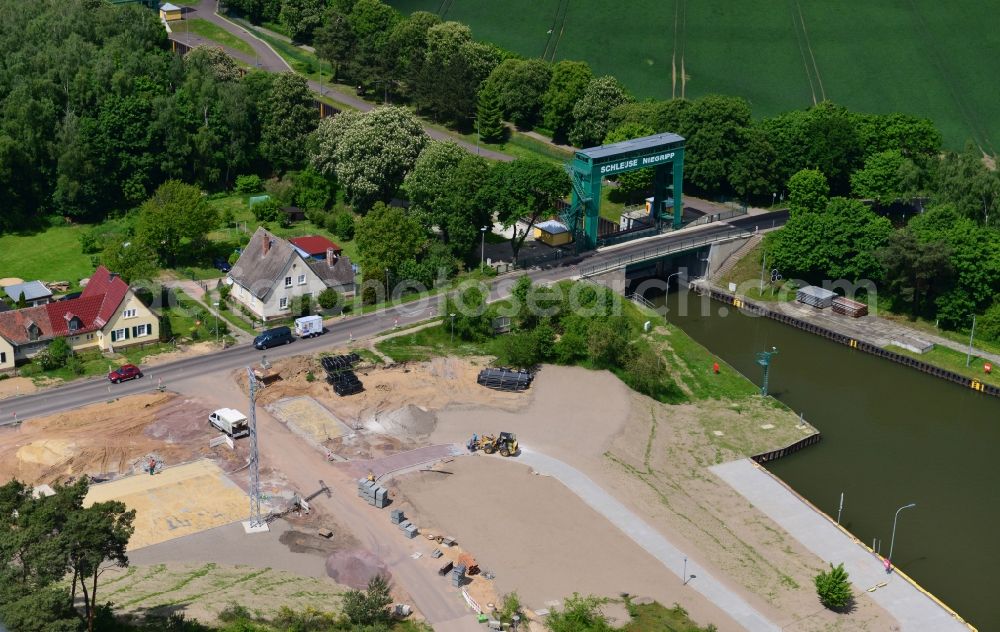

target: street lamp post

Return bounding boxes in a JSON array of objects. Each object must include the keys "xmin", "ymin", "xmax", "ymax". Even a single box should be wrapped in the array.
[
  {"xmin": 480, "ymin": 225, "xmax": 488, "ymax": 270},
  {"xmin": 212, "ymin": 302, "xmax": 220, "ymax": 345},
  {"xmin": 888, "ymin": 502, "xmax": 916, "ymax": 567},
  {"xmin": 450, "ymin": 313, "xmax": 456, "ymax": 345}
]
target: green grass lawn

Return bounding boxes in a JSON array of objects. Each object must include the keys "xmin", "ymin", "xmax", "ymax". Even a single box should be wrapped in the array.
[
  {"xmin": 622, "ymin": 600, "xmax": 719, "ymax": 632},
  {"xmin": 387, "ymin": 0, "xmax": 999, "ymax": 149},
  {"xmin": 0, "ymin": 224, "xmax": 95, "ymax": 285},
  {"xmin": 376, "ymin": 323, "xmax": 500, "ymax": 362},
  {"xmin": 179, "ymin": 18, "xmax": 256, "ymax": 58},
  {"xmin": 205, "ymin": 193, "xmax": 360, "ymax": 262},
  {"xmin": 889, "ymin": 343, "xmax": 1000, "ymax": 390}
]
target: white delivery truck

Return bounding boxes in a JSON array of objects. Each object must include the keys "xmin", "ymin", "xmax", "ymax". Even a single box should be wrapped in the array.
[
  {"xmin": 294, "ymin": 315, "xmax": 324, "ymax": 338},
  {"xmin": 208, "ymin": 408, "xmax": 250, "ymax": 438}
]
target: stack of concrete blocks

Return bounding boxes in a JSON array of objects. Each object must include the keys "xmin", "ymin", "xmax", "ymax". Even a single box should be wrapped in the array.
[
  {"xmin": 451, "ymin": 564, "xmax": 466, "ymax": 587},
  {"xmin": 397, "ymin": 518, "xmax": 418, "ymax": 539},
  {"xmin": 357, "ymin": 478, "xmax": 389, "ymax": 508},
  {"xmin": 390, "ymin": 509, "xmax": 405, "ymax": 525}
]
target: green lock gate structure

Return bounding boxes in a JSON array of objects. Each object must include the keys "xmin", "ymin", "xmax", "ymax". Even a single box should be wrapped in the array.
[{"xmin": 562, "ymin": 132, "xmax": 685, "ymax": 250}]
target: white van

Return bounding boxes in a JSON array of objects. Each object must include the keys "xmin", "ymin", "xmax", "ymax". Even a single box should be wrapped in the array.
[
  {"xmin": 208, "ymin": 408, "xmax": 250, "ymax": 438},
  {"xmin": 295, "ymin": 315, "xmax": 324, "ymax": 338}
]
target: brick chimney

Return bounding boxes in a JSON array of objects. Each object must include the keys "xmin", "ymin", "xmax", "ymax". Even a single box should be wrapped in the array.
[
  {"xmin": 326, "ymin": 247, "xmax": 337, "ymax": 268},
  {"xmin": 262, "ymin": 235, "xmax": 271, "ymax": 256}
]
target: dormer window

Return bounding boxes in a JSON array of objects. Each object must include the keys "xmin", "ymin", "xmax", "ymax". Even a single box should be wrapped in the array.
[
  {"xmin": 67, "ymin": 316, "xmax": 82, "ymax": 332},
  {"xmin": 25, "ymin": 320, "xmax": 40, "ymax": 341}
]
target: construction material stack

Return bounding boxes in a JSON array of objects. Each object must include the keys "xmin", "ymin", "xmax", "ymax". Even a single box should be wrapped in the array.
[
  {"xmin": 357, "ymin": 478, "xmax": 389, "ymax": 508},
  {"xmin": 451, "ymin": 564, "xmax": 466, "ymax": 587},
  {"xmin": 477, "ymin": 367, "xmax": 533, "ymax": 391},
  {"xmin": 796, "ymin": 285, "xmax": 837, "ymax": 309},
  {"xmin": 322, "ymin": 354, "xmax": 363, "ymax": 396},
  {"xmin": 397, "ymin": 518, "xmax": 417, "ymax": 539}
]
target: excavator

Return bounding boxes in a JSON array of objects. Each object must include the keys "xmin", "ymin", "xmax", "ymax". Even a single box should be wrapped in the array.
[{"xmin": 466, "ymin": 432, "xmax": 518, "ymax": 457}]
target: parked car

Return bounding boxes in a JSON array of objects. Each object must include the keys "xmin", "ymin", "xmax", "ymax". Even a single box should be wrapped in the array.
[
  {"xmin": 213, "ymin": 258, "xmax": 231, "ymax": 273},
  {"xmin": 253, "ymin": 326, "xmax": 293, "ymax": 350},
  {"xmin": 108, "ymin": 364, "xmax": 142, "ymax": 383}
]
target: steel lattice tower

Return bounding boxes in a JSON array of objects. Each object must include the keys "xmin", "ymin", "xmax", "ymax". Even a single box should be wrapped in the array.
[
  {"xmin": 246, "ymin": 367, "xmax": 264, "ymax": 528},
  {"xmin": 756, "ymin": 347, "xmax": 779, "ymax": 397}
]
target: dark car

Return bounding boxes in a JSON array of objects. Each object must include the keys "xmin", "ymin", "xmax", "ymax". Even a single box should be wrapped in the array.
[
  {"xmin": 253, "ymin": 326, "xmax": 293, "ymax": 350},
  {"xmin": 213, "ymin": 258, "xmax": 231, "ymax": 273},
  {"xmin": 108, "ymin": 364, "xmax": 142, "ymax": 383}
]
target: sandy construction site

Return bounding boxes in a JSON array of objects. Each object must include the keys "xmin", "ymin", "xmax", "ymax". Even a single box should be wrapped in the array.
[{"xmin": 3, "ymin": 349, "xmax": 898, "ymax": 630}]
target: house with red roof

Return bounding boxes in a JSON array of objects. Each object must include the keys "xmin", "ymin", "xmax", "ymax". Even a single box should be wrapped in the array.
[
  {"xmin": 288, "ymin": 235, "xmax": 342, "ymax": 260},
  {"xmin": 0, "ymin": 266, "xmax": 160, "ymax": 373}
]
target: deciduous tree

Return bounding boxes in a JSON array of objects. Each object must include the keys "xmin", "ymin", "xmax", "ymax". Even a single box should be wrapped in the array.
[
  {"xmin": 310, "ymin": 106, "xmax": 427, "ymax": 210},
  {"xmin": 134, "ymin": 180, "xmax": 219, "ymax": 267},
  {"xmin": 541, "ymin": 61, "xmax": 593, "ymax": 142},
  {"xmin": 569, "ymin": 75, "xmax": 632, "ymax": 148},
  {"xmin": 476, "ymin": 158, "xmax": 570, "ymax": 263},
  {"xmin": 260, "ymin": 73, "xmax": 317, "ymax": 172},
  {"xmin": 355, "ymin": 202, "xmax": 427, "ymax": 290},
  {"xmin": 484, "ymin": 58, "xmax": 552, "ymax": 128}
]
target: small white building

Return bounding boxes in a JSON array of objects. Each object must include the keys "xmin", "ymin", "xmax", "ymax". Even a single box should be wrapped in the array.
[{"xmin": 228, "ymin": 228, "xmax": 355, "ymax": 322}]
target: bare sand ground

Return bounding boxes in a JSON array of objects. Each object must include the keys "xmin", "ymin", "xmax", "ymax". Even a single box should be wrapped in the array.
[
  {"xmin": 423, "ymin": 365, "xmax": 895, "ymax": 631},
  {"xmin": 0, "ymin": 392, "xmax": 246, "ymax": 486},
  {"xmin": 397, "ymin": 455, "xmax": 737, "ymax": 629},
  {"xmin": 0, "ymin": 376, "xmax": 36, "ymax": 400},
  {"xmin": 85, "ymin": 459, "xmax": 250, "ymax": 549}
]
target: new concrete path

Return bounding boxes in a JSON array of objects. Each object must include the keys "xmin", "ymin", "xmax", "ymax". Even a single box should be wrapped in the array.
[
  {"xmin": 518, "ymin": 448, "xmax": 780, "ymax": 632},
  {"xmin": 711, "ymin": 459, "xmax": 971, "ymax": 631}
]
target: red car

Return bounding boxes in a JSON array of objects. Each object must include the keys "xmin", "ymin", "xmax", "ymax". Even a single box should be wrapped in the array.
[{"xmin": 108, "ymin": 364, "xmax": 142, "ymax": 384}]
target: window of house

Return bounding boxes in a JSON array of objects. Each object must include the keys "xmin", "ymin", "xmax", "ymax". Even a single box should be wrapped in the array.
[
  {"xmin": 0, "ymin": 352, "xmax": 5, "ymax": 364},
  {"xmin": 110, "ymin": 328, "xmax": 128, "ymax": 342},
  {"xmin": 68, "ymin": 316, "xmax": 81, "ymax": 332},
  {"xmin": 132, "ymin": 324, "xmax": 150, "ymax": 338},
  {"xmin": 279, "ymin": 297, "xmax": 288, "ymax": 309},
  {"xmin": 284, "ymin": 276, "xmax": 292, "ymax": 288},
  {"xmin": 297, "ymin": 274, "xmax": 306, "ymax": 285},
  {"xmin": 87, "ymin": 334, "xmax": 94, "ymax": 340},
  {"xmin": 122, "ymin": 308, "xmax": 137, "ymax": 319}
]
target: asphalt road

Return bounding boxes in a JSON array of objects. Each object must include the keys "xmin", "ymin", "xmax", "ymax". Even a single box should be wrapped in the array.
[{"xmin": 0, "ymin": 212, "xmax": 786, "ymax": 423}]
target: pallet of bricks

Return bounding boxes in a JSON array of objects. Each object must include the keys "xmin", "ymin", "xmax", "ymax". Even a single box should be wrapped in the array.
[
  {"xmin": 477, "ymin": 367, "xmax": 533, "ymax": 391},
  {"xmin": 357, "ymin": 478, "xmax": 389, "ymax": 508},
  {"xmin": 390, "ymin": 508, "xmax": 417, "ymax": 538},
  {"xmin": 323, "ymin": 353, "xmax": 363, "ymax": 396}
]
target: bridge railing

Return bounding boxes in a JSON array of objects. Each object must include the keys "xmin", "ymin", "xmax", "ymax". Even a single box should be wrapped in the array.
[{"xmin": 579, "ymin": 226, "xmax": 753, "ymax": 277}]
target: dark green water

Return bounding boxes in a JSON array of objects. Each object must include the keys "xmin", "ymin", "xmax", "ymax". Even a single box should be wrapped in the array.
[{"xmin": 655, "ymin": 291, "xmax": 998, "ymax": 629}]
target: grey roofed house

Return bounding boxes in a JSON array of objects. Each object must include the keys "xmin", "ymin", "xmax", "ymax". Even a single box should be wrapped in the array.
[
  {"xmin": 228, "ymin": 227, "xmax": 300, "ymax": 300},
  {"xmin": 307, "ymin": 254, "xmax": 356, "ymax": 291},
  {"xmin": 229, "ymin": 227, "xmax": 356, "ymax": 302},
  {"xmin": 2, "ymin": 281, "xmax": 52, "ymax": 306}
]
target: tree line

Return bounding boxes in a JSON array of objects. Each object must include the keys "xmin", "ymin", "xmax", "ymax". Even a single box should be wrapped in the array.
[{"xmin": 0, "ymin": 1, "xmax": 319, "ymax": 233}]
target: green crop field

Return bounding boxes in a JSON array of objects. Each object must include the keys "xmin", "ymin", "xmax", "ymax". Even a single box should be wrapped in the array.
[{"xmin": 388, "ymin": 0, "xmax": 1000, "ymax": 150}]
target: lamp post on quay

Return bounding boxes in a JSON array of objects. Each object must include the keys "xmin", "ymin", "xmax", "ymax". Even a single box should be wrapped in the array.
[{"xmin": 887, "ymin": 502, "xmax": 917, "ymax": 571}]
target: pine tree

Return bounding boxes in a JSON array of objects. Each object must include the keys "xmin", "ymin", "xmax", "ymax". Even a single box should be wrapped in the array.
[
  {"xmin": 477, "ymin": 84, "xmax": 505, "ymax": 144},
  {"xmin": 814, "ymin": 562, "xmax": 853, "ymax": 609}
]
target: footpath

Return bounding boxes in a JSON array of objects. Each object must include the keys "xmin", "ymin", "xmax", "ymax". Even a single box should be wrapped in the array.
[
  {"xmin": 697, "ymin": 278, "xmax": 1000, "ymax": 367},
  {"xmin": 711, "ymin": 460, "xmax": 973, "ymax": 631},
  {"xmin": 519, "ymin": 449, "xmax": 780, "ymax": 632}
]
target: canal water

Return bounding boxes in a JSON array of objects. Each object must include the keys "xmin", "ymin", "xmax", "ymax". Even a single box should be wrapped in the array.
[{"xmin": 654, "ymin": 290, "xmax": 998, "ymax": 629}]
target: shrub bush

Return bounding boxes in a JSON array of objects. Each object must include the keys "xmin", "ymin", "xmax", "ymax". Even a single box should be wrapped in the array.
[{"xmin": 234, "ymin": 174, "xmax": 263, "ymax": 194}]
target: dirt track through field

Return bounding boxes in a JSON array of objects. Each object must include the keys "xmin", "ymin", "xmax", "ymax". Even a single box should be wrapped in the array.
[
  {"xmin": 671, "ymin": 0, "xmax": 687, "ymax": 99},
  {"xmin": 790, "ymin": 0, "xmax": 818, "ymax": 105},
  {"xmin": 795, "ymin": 1, "xmax": 826, "ymax": 102}
]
